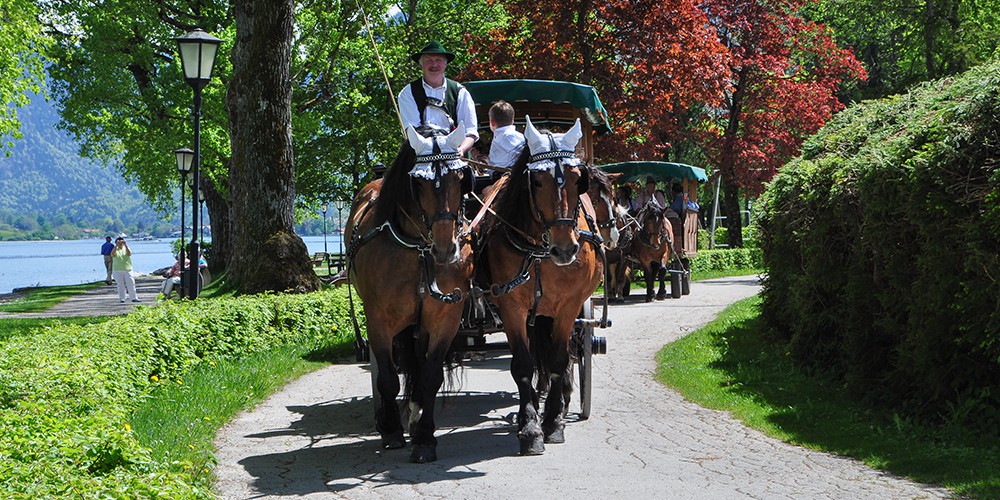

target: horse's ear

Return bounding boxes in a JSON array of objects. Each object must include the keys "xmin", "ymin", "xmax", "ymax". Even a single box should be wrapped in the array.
[
  {"xmin": 524, "ymin": 115, "xmax": 545, "ymax": 154},
  {"xmin": 577, "ymin": 164, "xmax": 591, "ymax": 194},
  {"xmin": 560, "ymin": 119, "xmax": 583, "ymax": 151},
  {"xmin": 461, "ymin": 165, "xmax": 474, "ymax": 194},
  {"xmin": 407, "ymin": 125, "xmax": 431, "ymax": 153},
  {"xmin": 445, "ymin": 121, "xmax": 465, "ymax": 151}
]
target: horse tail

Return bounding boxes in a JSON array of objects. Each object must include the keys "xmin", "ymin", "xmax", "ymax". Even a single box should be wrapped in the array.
[
  {"xmin": 394, "ymin": 326, "xmax": 418, "ymax": 401},
  {"xmin": 397, "ymin": 326, "xmax": 464, "ymax": 400},
  {"xmin": 528, "ymin": 316, "xmax": 555, "ymax": 392}
]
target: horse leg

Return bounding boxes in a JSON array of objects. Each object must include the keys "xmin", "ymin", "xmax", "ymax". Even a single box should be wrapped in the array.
[
  {"xmin": 541, "ymin": 334, "xmax": 571, "ymax": 444},
  {"xmin": 645, "ymin": 262, "xmax": 656, "ymax": 302},
  {"xmin": 508, "ymin": 333, "xmax": 544, "ymax": 455},
  {"xmin": 655, "ymin": 261, "xmax": 667, "ymax": 300},
  {"xmin": 406, "ymin": 337, "xmax": 449, "ymax": 463},
  {"xmin": 372, "ymin": 343, "xmax": 405, "ymax": 449}
]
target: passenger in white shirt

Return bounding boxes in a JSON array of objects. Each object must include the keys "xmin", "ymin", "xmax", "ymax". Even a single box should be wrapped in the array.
[
  {"xmin": 487, "ymin": 100, "xmax": 525, "ymax": 168},
  {"xmin": 396, "ymin": 40, "xmax": 478, "ymax": 155}
]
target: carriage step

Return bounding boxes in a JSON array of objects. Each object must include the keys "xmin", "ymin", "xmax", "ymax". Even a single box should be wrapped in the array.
[{"xmin": 575, "ymin": 318, "xmax": 611, "ymax": 328}]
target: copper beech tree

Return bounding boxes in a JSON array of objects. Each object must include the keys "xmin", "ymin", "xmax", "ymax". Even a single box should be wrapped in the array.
[
  {"xmin": 700, "ymin": 0, "xmax": 866, "ymax": 246},
  {"xmin": 461, "ymin": 0, "xmax": 865, "ymax": 246},
  {"xmin": 459, "ymin": 0, "xmax": 730, "ymax": 162}
]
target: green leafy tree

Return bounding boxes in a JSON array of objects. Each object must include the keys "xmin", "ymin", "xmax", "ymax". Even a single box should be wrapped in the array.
[
  {"xmin": 0, "ymin": 0, "xmax": 46, "ymax": 150},
  {"xmin": 805, "ymin": 0, "xmax": 999, "ymax": 99}
]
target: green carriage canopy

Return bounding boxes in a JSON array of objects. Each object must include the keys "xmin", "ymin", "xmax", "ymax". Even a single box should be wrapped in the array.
[
  {"xmin": 463, "ymin": 79, "xmax": 612, "ymax": 135},
  {"xmin": 599, "ymin": 161, "xmax": 708, "ymax": 183}
]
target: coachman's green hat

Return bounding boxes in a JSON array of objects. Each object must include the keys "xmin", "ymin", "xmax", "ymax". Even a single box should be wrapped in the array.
[{"xmin": 411, "ymin": 40, "xmax": 456, "ymax": 63}]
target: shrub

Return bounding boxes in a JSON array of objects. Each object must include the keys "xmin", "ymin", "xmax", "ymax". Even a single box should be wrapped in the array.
[
  {"xmin": 0, "ymin": 289, "xmax": 356, "ymax": 498},
  {"xmin": 690, "ymin": 248, "xmax": 763, "ymax": 273},
  {"xmin": 759, "ymin": 58, "xmax": 1000, "ymax": 433}
]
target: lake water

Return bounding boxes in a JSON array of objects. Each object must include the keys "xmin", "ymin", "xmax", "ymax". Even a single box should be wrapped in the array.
[{"xmin": 0, "ymin": 235, "xmax": 344, "ymax": 294}]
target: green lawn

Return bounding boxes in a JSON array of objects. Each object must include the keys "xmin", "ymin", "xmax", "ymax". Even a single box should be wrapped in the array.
[{"xmin": 657, "ymin": 296, "xmax": 1000, "ymax": 499}]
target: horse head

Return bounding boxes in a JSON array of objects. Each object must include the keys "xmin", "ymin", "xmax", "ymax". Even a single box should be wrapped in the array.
[
  {"xmin": 522, "ymin": 115, "xmax": 589, "ymax": 266},
  {"xmin": 638, "ymin": 201, "xmax": 667, "ymax": 248},
  {"xmin": 404, "ymin": 123, "xmax": 472, "ymax": 265},
  {"xmin": 588, "ymin": 168, "xmax": 619, "ymax": 249}
]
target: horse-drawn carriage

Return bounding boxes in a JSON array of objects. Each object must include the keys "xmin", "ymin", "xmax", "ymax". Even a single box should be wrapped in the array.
[
  {"xmin": 343, "ymin": 79, "xmax": 613, "ymax": 462},
  {"xmin": 599, "ymin": 161, "xmax": 708, "ymax": 300}
]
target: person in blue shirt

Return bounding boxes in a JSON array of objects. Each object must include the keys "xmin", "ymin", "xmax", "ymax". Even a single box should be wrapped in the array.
[
  {"xmin": 100, "ymin": 236, "xmax": 114, "ymax": 285},
  {"xmin": 670, "ymin": 183, "xmax": 686, "ymax": 214}
]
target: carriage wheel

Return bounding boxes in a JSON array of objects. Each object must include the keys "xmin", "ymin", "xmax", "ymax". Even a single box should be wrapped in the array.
[
  {"xmin": 670, "ymin": 261, "xmax": 682, "ymax": 299},
  {"xmin": 577, "ymin": 298, "xmax": 594, "ymax": 420}
]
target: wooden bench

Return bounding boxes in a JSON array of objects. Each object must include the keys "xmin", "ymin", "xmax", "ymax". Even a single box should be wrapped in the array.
[{"xmin": 310, "ymin": 252, "xmax": 329, "ymax": 267}]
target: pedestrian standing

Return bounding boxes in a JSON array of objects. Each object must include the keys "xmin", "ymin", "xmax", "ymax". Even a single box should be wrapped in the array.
[
  {"xmin": 100, "ymin": 236, "xmax": 114, "ymax": 285},
  {"xmin": 111, "ymin": 236, "xmax": 140, "ymax": 303}
]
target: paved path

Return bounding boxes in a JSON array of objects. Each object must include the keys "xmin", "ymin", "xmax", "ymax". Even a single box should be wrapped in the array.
[
  {"xmin": 0, "ymin": 276, "xmax": 163, "ymax": 319},
  {"xmin": 213, "ymin": 276, "xmax": 950, "ymax": 499}
]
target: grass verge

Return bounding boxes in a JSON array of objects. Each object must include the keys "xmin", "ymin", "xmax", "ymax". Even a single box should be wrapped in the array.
[
  {"xmin": 130, "ymin": 342, "xmax": 354, "ymax": 490},
  {"xmin": 0, "ymin": 281, "xmax": 103, "ymax": 313},
  {"xmin": 656, "ymin": 295, "xmax": 1000, "ymax": 499},
  {"xmin": 0, "ymin": 316, "xmax": 112, "ymax": 341}
]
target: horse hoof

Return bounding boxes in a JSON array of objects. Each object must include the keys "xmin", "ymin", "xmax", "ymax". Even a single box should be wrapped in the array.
[
  {"xmin": 645, "ymin": 295, "xmax": 654, "ymax": 303},
  {"xmin": 381, "ymin": 431, "xmax": 406, "ymax": 449},
  {"xmin": 543, "ymin": 427, "xmax": 565, "ymax": 444},
  {"xmin": 410, "ymin": 444, "xmax": 437, "ymax": 463},
  {"xmin": 519, "ymin": 435, "xmax": 545, "ymax": 455},
  {"xmin": 656, "ymin": 292, "xmax": 667, "ymax": 300}
]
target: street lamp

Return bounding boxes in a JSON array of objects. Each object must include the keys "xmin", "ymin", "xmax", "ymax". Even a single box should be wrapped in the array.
[
  {"xmin": 175, "ymin": 28, "xmax": 222, "ymax": 299},
  {"xmin": 334, "ymin": 199, "xmax": 347, "ymax": 271},
  {"xmin": 321, "ymin": 203, "xmax": 329, "ymax": 277},
  {"xmin": 174, "ymin": 148, "xmax": 193, "ymax": 266}
]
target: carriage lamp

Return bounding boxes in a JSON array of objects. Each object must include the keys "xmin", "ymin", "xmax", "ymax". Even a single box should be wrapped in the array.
[{"xmin": 175, "ymin": 28, "xmax": 222, "ymax": 299}]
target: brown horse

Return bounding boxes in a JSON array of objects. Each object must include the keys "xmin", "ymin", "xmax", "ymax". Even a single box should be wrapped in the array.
[
  {"xmin": 344, "ymin": 124, "xmax": 474, "ymax": 463},
  {"xmin": 477, "ymin": 116, "xmax": 603, "ymax": 455},
  {"xmin": 587, "ymin": 169, "xmax": 633, "ymax": 303},
  {"xmin": 621, "ymin": 201, "xmax": 673, "ymax": 301}
]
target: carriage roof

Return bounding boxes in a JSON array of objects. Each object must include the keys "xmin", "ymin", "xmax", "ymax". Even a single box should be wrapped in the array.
[
  {"xmin": 598, "ymin": 161, "xmax": 708, "ymax": 183},
  {"xmin": 464, "ymin": 80, "xmax": 612, "ymax": 135}
]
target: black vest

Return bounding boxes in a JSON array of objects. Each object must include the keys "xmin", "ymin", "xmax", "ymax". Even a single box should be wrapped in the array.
[{"xmin": 410, "ymin": 78, "xmax": 463, "ymax": 129}]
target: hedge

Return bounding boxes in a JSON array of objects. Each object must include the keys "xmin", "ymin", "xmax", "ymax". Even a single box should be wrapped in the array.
[
  {"xmin": 759, "ymin": 57, "xmax": 1000, "ymax": 431},
  {"xmin": 0, "ymin": 289, "xmax": 356, "ymax": 498},
  {"xmin": 690, "ymin": 248, "xmax": 763, "ymax": 273}
]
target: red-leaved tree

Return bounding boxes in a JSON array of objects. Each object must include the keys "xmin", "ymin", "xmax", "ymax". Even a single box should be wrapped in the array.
[
  {"xmin": 459, "ymin": 0, "xmax": 729, "ymax": 162},
  {"xmin": 699, "ymin": 0, "xmax": 866, "ymax": 246}
]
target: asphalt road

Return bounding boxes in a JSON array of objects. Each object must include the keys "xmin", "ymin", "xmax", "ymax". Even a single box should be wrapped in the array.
[{"xmin": 213, "ymin": 276, "xmax": 949, "ymax": 499}]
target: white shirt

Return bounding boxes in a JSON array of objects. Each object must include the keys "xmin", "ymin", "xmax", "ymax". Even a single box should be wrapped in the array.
[
  {"xmin": 397, "ymin": 78, "xmax": 479, "ymax": 141},
  {"xmin": 488, "ymin": 124, "xmax": 525, "ymax": 168}
]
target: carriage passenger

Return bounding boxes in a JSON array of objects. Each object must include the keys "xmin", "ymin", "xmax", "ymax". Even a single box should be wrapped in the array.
[
  {"xmin": 396, "ymin": 40, "xmax": 479, "ymax": 155},
  {"xmin": 635, "ymin": 176, "xmax": 666, "ymax": 211},
  {"xmin": 487, "ymin": 100, "xmax": 525, "ymax": 169}
]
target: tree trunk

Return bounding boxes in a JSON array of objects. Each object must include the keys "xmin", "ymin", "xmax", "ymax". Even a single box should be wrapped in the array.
[
  {"xmin": 225, "ymin": 0, "xmax": 320, "ymax": 294},
  {"xmin": 201, "ymin": 176, "xmax": 229, "ymax": 275},
  {"xmin": 719, "ymin": 68, "xmax": 747, "ymax": 248}
]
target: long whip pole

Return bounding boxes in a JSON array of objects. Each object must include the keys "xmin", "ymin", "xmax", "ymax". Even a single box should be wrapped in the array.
[{"xmin": 355, "ymin": 0, "xmax": 405, "ymax": 138}]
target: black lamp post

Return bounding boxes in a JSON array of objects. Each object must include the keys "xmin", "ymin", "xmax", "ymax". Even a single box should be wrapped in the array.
[
  {"xmin": 175, "ymin": 148, "xmax": 193, "ymax": 266},
  {"xmin": 321, "ymin": 203, "xmax": 329, "ymax": 276},
  {"xmin": 334, "ymin": 199, "xmax": 347, "ymax": 271},
  {"xmin": 175, "ymin": 28, "xmax": 221, "ymax": 299}
]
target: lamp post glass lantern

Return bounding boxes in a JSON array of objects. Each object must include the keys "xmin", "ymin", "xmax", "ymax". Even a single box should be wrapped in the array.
[{"xmin": 175, "ymin": 29, "xmax": 221, "ymax": 299}]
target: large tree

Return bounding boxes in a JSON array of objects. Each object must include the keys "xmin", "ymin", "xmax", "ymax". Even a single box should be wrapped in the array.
[
  {"xmin": 0, "ymin": 0, "xmax": 46, "ymax": 147},
  {"xmin": 226, "ymin": 0, "xmax": 319, "ymax": 293},
  {"xmin": 698, "ymin": 0, "xmax": 866, "ymax": 247}
]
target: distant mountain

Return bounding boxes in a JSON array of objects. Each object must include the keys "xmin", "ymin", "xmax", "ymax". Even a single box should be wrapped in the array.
[{"xmin": 0, "ymin": 95, "xmax": 170, "ymax": 239}]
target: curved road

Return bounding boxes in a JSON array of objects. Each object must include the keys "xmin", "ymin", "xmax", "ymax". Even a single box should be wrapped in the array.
[{"xmin": 213, "ymin": 276, "xmax": 948, "ymax": 499}]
